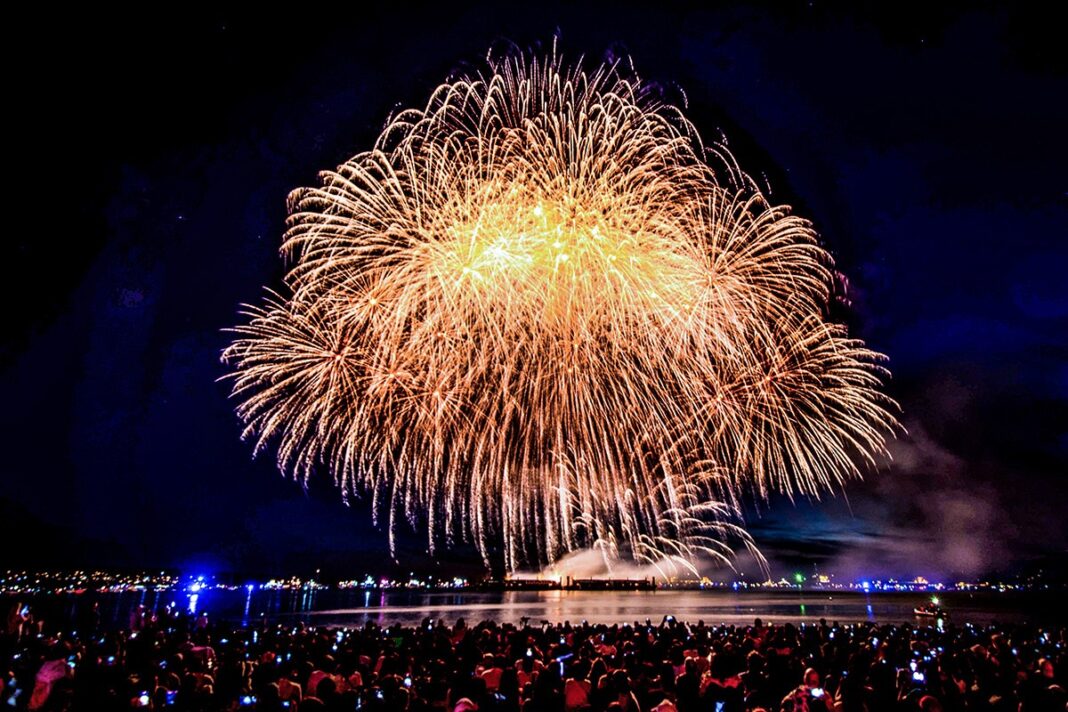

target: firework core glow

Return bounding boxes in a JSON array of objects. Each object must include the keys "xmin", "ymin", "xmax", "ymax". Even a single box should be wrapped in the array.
[{"xmin": 222, "ymin": 45, "xmax": 899, "ymax": 574}]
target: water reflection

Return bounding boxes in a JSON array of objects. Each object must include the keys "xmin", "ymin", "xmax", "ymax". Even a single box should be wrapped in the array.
[{"xmin": 4, "ymin": 589, "xmax": 1055, "ymax": 631}]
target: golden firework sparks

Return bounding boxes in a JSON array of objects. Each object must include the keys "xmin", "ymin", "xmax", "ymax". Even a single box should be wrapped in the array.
[{"xmin": 222, "ymin": 45, "xmax": 899, "ymax": 572}]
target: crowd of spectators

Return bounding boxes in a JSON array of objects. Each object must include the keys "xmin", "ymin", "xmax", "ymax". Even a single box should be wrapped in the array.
[{"xmin": 2, "ymin": 600, "xmax": 1064, "ymax": 711}]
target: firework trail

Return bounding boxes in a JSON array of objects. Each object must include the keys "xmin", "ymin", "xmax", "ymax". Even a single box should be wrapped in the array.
[{"xmin": 222, "ymin": 44, "xmax": 899, "ymax": 572}]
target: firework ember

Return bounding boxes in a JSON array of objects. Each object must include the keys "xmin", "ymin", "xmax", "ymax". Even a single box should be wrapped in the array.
[{"xmin": 222, "ymin": 45, "xmax": 899, "ymax": 572}]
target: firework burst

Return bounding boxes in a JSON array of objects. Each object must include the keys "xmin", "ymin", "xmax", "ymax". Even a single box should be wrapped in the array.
[{"xmin": 222, "ymin": 45, "xmax": 899, "ymax": 572}]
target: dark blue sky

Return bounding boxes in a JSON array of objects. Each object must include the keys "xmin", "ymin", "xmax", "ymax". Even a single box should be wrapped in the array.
[{"xmin": 3, "ymin": 3, "xmax": 1065, "ymax": 580}]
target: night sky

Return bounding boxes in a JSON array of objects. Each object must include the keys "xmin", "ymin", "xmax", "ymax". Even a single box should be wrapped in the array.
[{"xmin": 4, "ymin": 3, "xmax": 1065, "ymax": 580}]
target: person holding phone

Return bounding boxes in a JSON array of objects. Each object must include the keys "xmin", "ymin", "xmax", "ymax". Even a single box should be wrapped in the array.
[
  {"xmin": 6, "ymin": 603, "xmax": 33, "ymax": 639},
  {"xmin": 700, "ymin": 649, "xmax": 744, "ymax": 712},
  {"xmin": 276, "ymin": 669, "xmax": 303, "ymax": 707},
  {"xmin": 780, "ymin": 668, "xmax": 830, "ymax": 712}
]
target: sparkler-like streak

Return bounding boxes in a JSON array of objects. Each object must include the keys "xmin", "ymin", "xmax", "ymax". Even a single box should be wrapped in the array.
[{"xmin": 222, "ymin": 46, "xmax": 899, "ymax": 572}]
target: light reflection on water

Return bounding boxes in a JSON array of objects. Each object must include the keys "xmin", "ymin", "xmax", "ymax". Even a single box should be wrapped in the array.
[
  {"xmin": 292, "ymin": 591, "xmax": 945, "ymax": 629},
  {"xmin": 221, "ymin": 589, "xmax": 1058, "ymax": 628},
  {"xmin": 7, "ymin": 589, "xmax": 1057, "ymax": 630}
]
